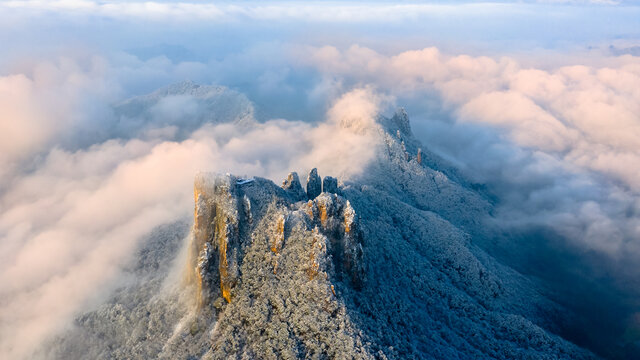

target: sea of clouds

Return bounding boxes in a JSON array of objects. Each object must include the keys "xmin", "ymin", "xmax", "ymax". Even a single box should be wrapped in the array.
[{"xmin": 1, "ymin": 1, "xmax": 639, "ymax": 358}]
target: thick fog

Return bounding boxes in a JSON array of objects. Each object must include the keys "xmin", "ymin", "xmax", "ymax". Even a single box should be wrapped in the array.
[{"xmin": 1, "ymin": 1, "xmax": 639, "ymax": 359}]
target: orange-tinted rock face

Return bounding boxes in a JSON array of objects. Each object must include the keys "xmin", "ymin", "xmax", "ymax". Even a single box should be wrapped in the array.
[
  {"xmin": 304, "ymin": 193, "xmax": 365, "ymax": 289},
  {"xmin": 305, "ymin": 200, "xmax": 315, "ymax": 219},
  {"xmin": 272, "ymin": 215, "xmax": 285, "ymax": 254},
  {"xmin": 190, "ymin": 173, "xmax": 364, "ymax": 308},
  {"xmin": 318, "ymin": 202, "xmax": 328, "ymax": 224},
  {"xmin": 192, "ymin": 174, "xmax": 242, "ymax": 305},
  {"xmin": 217, "ymin": 216, "xmax": 232, "ymax": 303}
]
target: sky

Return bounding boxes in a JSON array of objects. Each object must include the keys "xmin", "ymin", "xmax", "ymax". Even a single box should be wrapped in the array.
[{"xmin": 1, "ymin": 1, "xmax": 640, "ymax": 359}]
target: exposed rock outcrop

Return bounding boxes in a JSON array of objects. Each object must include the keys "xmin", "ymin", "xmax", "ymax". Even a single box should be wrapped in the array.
[
  {"xmin": 322, "ymin": 176, "xmax": 339, "ymax": 194},
  {"xmin": 281, "ymin": 172, "xmax": 306, "ymax": 201},
  {"xmin": 391, "ymin": 107, "xmax": 412, "ymax": 136},
  {"xmin": 306, "ymin": 168, "xmax": 322, "ymax": 200},
  {"xmin": 192, "ymin": 174, "xmax": 245, "ymax": 304},
  {"xmin": 303, "ymin": 193, "xmax": 364, "ymax": 289},
  {"xmin": 190, "ymin": 171, "xmax": 364, "ymax": 307}
]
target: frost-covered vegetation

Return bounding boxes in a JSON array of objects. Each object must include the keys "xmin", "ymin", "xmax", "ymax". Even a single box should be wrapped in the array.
[{"xmin": 48, "ymin": 109, "xmax": 597, "ymax": 359}]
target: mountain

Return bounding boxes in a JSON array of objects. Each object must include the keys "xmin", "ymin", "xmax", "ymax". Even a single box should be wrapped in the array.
[
  {"xmin": 48, "ymin": 104, "xmax": 597, "ymax": 359},
  {"xmin": 111, "ymin": 80, "xmax": 255, "ymax": 140}
]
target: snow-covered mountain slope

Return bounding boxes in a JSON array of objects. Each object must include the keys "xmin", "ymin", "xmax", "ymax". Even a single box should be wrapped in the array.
[
  {"xmin": 111, "ymin": 80, "xmax": 255, "ymax": 140},
  {"xmin": 48, "ymin": 92, "xmax": 599, "ymax": 359}
]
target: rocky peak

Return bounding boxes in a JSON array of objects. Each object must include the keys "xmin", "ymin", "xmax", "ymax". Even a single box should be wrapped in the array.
[
  {"xmin": 281, "ymin": 172, "xmax": 306, "ymax": 201},
  {"xmin": 391, "ymin": 107, "xmax": 412, "ymax": 136},
  {"xmin": 306, "ymin": 168, "xmax": 322, "ymax": 200},
  {"xmin": 322, "ymin": 176, "xmax": 339, "ymax": 194},
  {"xmin": 190, "ymin": 171, "xmax": 363, "ymax": 307},
  {"xmin": 303, "ymin": 193, "xmax": 365, "ymax": 289}
]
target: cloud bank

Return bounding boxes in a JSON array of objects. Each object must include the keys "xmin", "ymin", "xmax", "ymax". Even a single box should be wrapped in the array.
[
  {"xmin": 1, "ymin": 1, "xmax": 640, "ymax": 358},
  {"xmin": 293, "ymin": 45, "xmax": 640, "ymax": 355},
  {"xmin": 0, "ymin": 54, "xmax": 383, "ymax": 358},
  {"xmin": 297, "ymin": 44, "xmax": 640, "ymax": 255}
]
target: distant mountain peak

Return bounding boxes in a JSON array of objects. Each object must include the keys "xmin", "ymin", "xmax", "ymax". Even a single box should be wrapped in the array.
[{"xmin": 111, "ymin": 81, "xmax": 255, "ymax": 141}]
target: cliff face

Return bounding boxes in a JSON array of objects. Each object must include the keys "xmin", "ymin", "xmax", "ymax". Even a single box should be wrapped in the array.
[
  {"xmin": 188, "ymin": 169, "xmax": 369, "ymax": 359},
  {"xmin": 192, "ymin": 174, "xmax": 244, "ymax": 305},
  {"xmin": 190, "ymin": 169, "xmax": 365, "ymax": 306}
]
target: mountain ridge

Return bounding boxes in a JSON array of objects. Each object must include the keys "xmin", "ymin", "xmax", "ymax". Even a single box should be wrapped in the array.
[{"xmin": 46, "ymin": 90, "xmax": 597, "ymax": 359}]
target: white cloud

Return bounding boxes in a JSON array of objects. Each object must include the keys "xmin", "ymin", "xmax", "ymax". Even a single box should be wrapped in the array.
[
  {"xmin": 1, "ymin": 1, "xmax": 640, "ymax": 357},
  {"xmin": 2, "ymin": 41, "xmax": 640, "ymax": 358},
  {"xmin": 0, "ymin": 54, "xmax": 380, "ymax": 357},
  {"xmin": 293, "ymin": 44, "xmax": 640, "ymax": 259},
  {"xmin": 301, "ymin": 45, "xmax": 640, "ymax": 191},
  {"xmin": 0, "ymin": 57, "xmax": 117, "ymax": 183}
]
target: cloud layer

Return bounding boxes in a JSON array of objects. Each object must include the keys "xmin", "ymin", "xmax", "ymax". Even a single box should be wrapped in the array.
[
  {"xmin": 1, "ymin": 1, "xmax": 640, "ymax": 359},
  {"xmin": 297, "ymin": 45, "xmax": 640, "ymax": 256},
  {"xmin": 0, "ymin": 54, "xmax": 383, "ymax": 358}
]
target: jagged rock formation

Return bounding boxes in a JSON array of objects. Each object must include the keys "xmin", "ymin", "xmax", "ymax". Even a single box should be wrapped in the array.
[
  {"xmin": 187, "ymin": 169, "xmax": 369, "ymax": 359},
  {"xmin": 184, "ymin": 143, "xmax": 594, "ymax": 359},
  {"xmin": 391, "ymin": 107, "xmax": 412, "ymax": 136},
  {"xmin": 281, "ymin": 172, "xmax": 307, "ymax": 201},
  {"xmin": 322, "ymin": 176, "xmax": 339, "ymax": 194},
  {"xmin": 306, "ymin": 168, "xmax": 322, "ymax": 200},
  {"xmin": 306, "ymin": 193, "xmax": 364, "ymax": 289},
  {"xmin": 190, "ymin": 169, "xmax": 364, "ymax": 307}
]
